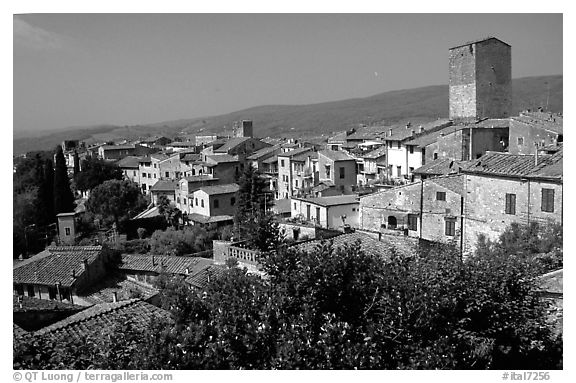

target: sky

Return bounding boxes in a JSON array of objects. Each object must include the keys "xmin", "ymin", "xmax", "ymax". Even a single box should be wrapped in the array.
[{"xmin": 13, "ymin": 13, "xmax": 563, "ymax": 134}]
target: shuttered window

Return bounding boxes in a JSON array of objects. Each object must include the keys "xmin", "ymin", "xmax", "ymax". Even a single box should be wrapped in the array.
[
  {"xmin": 505, "ymin": 193, "xmax": 516, "ymax": 215},
  {"xmin": 541, "ymin": 189, "xmax": 555, "ymax": 212}
]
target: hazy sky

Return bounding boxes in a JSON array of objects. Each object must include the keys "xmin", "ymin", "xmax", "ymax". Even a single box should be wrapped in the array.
[{"xmin": 13, "ymin": 13, "xmax": 562, "ymax": 133}]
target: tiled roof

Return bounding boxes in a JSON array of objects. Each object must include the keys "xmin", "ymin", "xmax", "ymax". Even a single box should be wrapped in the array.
[
  {"xmin": 187, "ymin": 213, "xmax": 234, "ymax": 224},
  {"xmin": 150, "ymin": 180, "xmax": 177, "ymax": 192},
  {"xmin": 180, "ymin": 153, "xmax": 202, "ymax": 162},
  {"xmin": 262, "ymin": 155, "xmax": 279, "ymax": 164},
  {"xmin": 512, "ymin": 113, "xmax": 563, "ymax": 135},
  {"xmin": 462, "ymin": 150, "xmax": 562, "ymax": 180},
  {"xmin": 197, "ymin": 183, "xmax": 239, "ymax": 195},
  {"xmin": 132, "ymin": 206, "xmax": 160, "ymax": 220},
  {"xmin": 328, "ymin": 131, "xmax": 348, "ymax": 143},
  {"xmin": 80, "ymin": 275, "xmax": 159, "ymax": 305},
  {"xmin": 13, "ymin": 246, "xmax": 103, "ymax": 288},
  {"xmin": 278, "ymin": 147, "xmax": 313, "ymax": 158},
  {"xmin": 14, "ymin": 323, "xmax": 28, "ymax": 338},
  {"xmin": 292, "ymin": 151, "xmax": 318, "ymax": 162},
  {"xmin": 115, "ymin": 156, "xmax": 141, "ymax": 169},
  {"xmin": 404, "ymin": 125, "xmax": 460, "ymax": 147},
  {"xmin": 35, "ymin": 299, "xmax": 172, "ymax": 339},
  {"xmin": 138, "ymin": 156, "xmax": 152, "ymax": 163},
  {"xmin": 449, "ymin": 36, "xmax": 511, "ymax": 50},
  {"xmin": 319, "ymin": 150, "xmax": 355, "ymax": 161},
  {"xmin": 100, "ymin": 144, "xmax": 136, "ymax": 151},
  {"xmin": 246, "ymin": 145, "xmax": 281, "ymax": 160},
  {"xmin": 169, "ymin": 141, "xmax": 196, "ymax": 147},
  {"xmin": 150, "ymin": 153, "xmax": 170, "ymax": 161},
  {"xmin": 13, "ymin": 295, "xmax": 84, "ymax": 313},
  {"xmin": 413, "ymin": 158, "xmax": 467, "ymax": 176},
  {"xmin": 213, "ymin": 137, "xmax": 251, "ymax": 153},
  {"xmin": 428, "ymin": 174, "xmax": 466, "ymax": 196},
  {"xmin": 362, "ymin": 146, "xmax": 387, "ymax": 159},
  {"xmin": 293, "ymin": 195, "xmax": 359, "ymax": 207},
  {"xmin": 183, "ymin": 175, "xmax": 218, "ymax": 183},
  {"xmin": 119, "ymin": 254, "xmax": 214, "ymax": 276},
  {"xmin": 387, "ymin": 119, "xmax": 453, "ymax": 142},
  {"xmin": 293, "ymin": 232, "xmax": 416, "ymax": 259},
  {"xmin": 185, "ymin": 264, "xmax": 227, "ymax": 289},
  {"xmin": 205, "ymin": 154, "xmax": 239, "ymax": 164}
]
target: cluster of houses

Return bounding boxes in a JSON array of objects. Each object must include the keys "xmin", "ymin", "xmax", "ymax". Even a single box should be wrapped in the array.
[{"xmin": 14, "ymin": 36, "xmax": 563, "ymax": 341}]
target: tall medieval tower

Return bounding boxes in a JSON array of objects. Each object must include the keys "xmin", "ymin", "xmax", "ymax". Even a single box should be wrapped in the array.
[{"xmin": 449, "ymin": 37, "xmax": 512, "ymax": 122}]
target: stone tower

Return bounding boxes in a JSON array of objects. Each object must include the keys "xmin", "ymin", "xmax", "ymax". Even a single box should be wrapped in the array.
[
  {"xmin": 232, "ymin": 120, "xmax": 253, "ymax": 138},
  {"xmin": 449, "ymin": 37, "xmax": 512, "ymax": 122}
]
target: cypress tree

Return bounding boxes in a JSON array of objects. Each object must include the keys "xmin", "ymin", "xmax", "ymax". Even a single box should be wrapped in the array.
[
  {"xmin": 53, "ymin": 146, "xmax": 75, "ymax": 215},
  {"xmin": 73, "ymin": 150, "xmax": 80, "ymax": 175},
  {"xmin": 44, "ymin": 159, "xmax": 55, "ymax": 223}
]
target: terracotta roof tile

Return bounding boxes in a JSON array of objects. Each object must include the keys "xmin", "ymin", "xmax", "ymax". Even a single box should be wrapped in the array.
[
  {"xmin": 13, "ymin": 246, "xmax": 103, "ymax": 288},
  {"xmin": 119, "ymin": 254, "xmax": 213, "ymax": 276},
  {"xmin": 13, "ymin": 295, "xmax": 84, "ymax": 313}
]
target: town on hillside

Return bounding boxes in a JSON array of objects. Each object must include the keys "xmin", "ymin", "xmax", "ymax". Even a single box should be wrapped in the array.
[{"xmin": 13, "ymin": 36, "xmax": 563, "ymax": 370}]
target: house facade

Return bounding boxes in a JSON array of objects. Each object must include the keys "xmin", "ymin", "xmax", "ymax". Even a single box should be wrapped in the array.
[{"xmin": 291, "ymin": 195, "xmax": 360, "ymax": 230}]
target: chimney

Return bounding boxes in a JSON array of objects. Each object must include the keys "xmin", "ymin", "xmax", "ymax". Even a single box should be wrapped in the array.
[
  {"xmin": 405, "ymin": 121, "xmax": 411, "ymax": 130},
  {"xmin": 152, "ymin": 254, "xmax": 156, "ymax": 266},
  {"xmin": 411, "ymin": 129, "xmax": 415, "ymax": 137},
  {"xmin": 185, "ymin": 267, "xmax": 190, "ymax": 275},
  {"xmin": 534, "ymin": 143, "xmax": 539, "ymax": 166},
  {"xmin": 388, "ymin": 128, "xmax": 393, "ymax": 137},
  {"xmin": 419, "ymin": 126, "xmax": 424, "ymax": 133},
  {"xmin": 72, "ymin": 269, "xmax": 76, "ymax": 278},
  {"xmin": 112, "ymin": 292, "xmax": 118, "ymax": 303}
]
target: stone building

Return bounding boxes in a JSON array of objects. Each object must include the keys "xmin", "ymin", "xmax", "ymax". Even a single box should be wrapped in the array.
[
  {"xmin": 508, "ymin": 111, "xmax": 563, "ymax": 155},
  {"xmin": 277, "ymin": 147, "xmax": 315, "ymax": 199},
  {"xmin": 290, "ymin": 195, "xmax": 360, "ymax": 230},
  {"xmin": 461, "ymin": 149, "xmax": 562, "ymax": 253},
  {"xmin": 317, "ymin": 150, "xmax": 357, "ymax": 190},
  {"xmin": 449, "ymin": 37, "xmax": 512, "ymax": 122}
]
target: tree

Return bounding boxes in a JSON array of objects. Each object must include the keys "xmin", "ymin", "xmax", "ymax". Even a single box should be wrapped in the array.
[
  {"xmin": 85, "ymin": 179, "xmax": 147, "ymax": 232},
  {"xmin": 149, "ymin": 226, "xmax": 213, "ymax": 256},
  {"xmin": 157, "ymin": 195, "xmax": 182, "ymax": 228},
  {"xmin": 233, "ymin": 165, "xmax": 280, "ymax": 251},
  {"xmin": 73, "ymin": 150, "xmax": 80, "ymax": 175},
  {"xmin": 53, "ymin": 146, "xmax": 75, "ymax": 215},
  {"xmin": 35, "ymin": 159, "xmax": 55, "ymax": 226},
  {"xmin": 74, "ymin": 156, "xmax": 123, "ymax": 193}
]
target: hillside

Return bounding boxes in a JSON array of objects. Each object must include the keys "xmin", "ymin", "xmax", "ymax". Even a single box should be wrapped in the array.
[{"xmin": 13, "ymin": 75, "xmax": 562, "ymax": 155}]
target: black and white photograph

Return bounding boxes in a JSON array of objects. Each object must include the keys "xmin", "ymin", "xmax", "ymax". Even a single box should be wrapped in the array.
[{"xmin": 11, "ymin": 8, "xmax": 564, "ymax": 377}]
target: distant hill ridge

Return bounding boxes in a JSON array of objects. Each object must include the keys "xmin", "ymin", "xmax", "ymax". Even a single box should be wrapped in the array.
[{"xmin": 13, "ymin": 75, "xmax": 562, "ymax": 155}]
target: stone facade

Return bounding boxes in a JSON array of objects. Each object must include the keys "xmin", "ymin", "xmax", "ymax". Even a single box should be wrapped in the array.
[{"xmin": 449, "ymin": 38, "xmax": 511, "ymax": 121}]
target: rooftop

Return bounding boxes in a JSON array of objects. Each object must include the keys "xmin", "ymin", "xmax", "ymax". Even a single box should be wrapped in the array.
[
  {"xmin": 197, "ymin": 183, "xmax": 239, "ymax": 195},
  {"xmin": 100, "ymin": 144, "xmax": 136, "ymax": 151},
  {"xmin": 449, "ymin": 36, "xmax": 511, "ymax": 50},
  {"xmin": 150, "ymin": 180, "xmax": 178, "ymax": 192},
  {"xmin": 119, "ymin": 254, "xmax": 214, "ymax": 276},
  {"xmin": 262, "ymin": 155, "xmax": 279, "ymax": 164},
  {"xmin": 278, "ymin": 147, "xmax": 313, "ymax": 159},
  {"xmin": 246, "ymin": 145, "xmax": 281, "ymax": 160},
  {"xmin": 318, "ymin": 149, "xmax": 356, "ymax": 161},
  {"xmin": 13, "ymin": 295, "xmax": 84, "ymax": 313},
  {"xmin": 35, "ymin": 299, "xmax": 172, "ymax": 339},
  {"xmin": 413, "ymin": 158, "xmax": 468, "ymax": 176},
  {"xmin": 13, "ymin": 246, "xmax": 103, "ymax": 288},
  {"xmin": 293, "ymin": 194, "xmax": 359, "ymax": 207},
  {"xmin": 185, "ymin": 264, "xmax": 227, "ymax": 290},
  {"xmin": 182, "ymin": 175, "xmax": 218, "ymax": 183},
  {"xmin": 272, "ymin": 198, "xmax": 292, "ymax": 215},
  {"xmin": 462, "ymin": 149, "xmax": 562, "ymax": 180},
  {"xmin": 292, "ymin": 151, "xmax": 318, "ymax": 162},
  {"xmin": 80, "ymin": 275, "xmax": 159, "ymax": 305},
  {"xmin": 115, "ymin": 156, "xmax": 141, "ymax": 169},
  {"xmin": 362, "ymin": 146, "xmax": 387, "ymax": 159},
  {"xmin": 538, "ymin": 269, "xmax": 563, "ymax": 296},
  {"xmin": 213, "ymin": 137, "xmax": 253, "ymax": 153},
  {"xmin": 187, "ymin": 213, "xmax": 234, "ymax": 224}
]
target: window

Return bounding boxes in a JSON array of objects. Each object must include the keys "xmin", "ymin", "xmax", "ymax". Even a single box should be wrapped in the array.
[
  {"xmin": 195, "ymin": 198, "xmax": 198, "ymax": 206},
  {"xmin": 27, "ymin": 285, "xmax": 35, "ymax": 297},
  {"xmin": 408, "ymin": 214, "xmax": 418, "ymax": 231},
  {"xmin": 153, "ymin": 174, "xmax": 156, "ymax": 178},
  {"xmin": 409, "ymin": 167, "xmax": 414, "ymax": 174},
  {"xmin": 142, "ymin": 172, "xmax": 146, "ymax": 178},
  {"xmin": 505, "ymin": 193, "xmax": 516, "ymax": 215},
  {"xmin": 339, "ymin": 167, "xmax": 345, "ymax": 179},
  {"xmin": 192, "ymin": 169, "xmax": 196, "ymax": 176},
  {"xmin": 306, "ymin": 204, "xmax": 311, "ymax": 220},
  {"xmin": 295, "ymin": 180, "xmax": 299, "ymax": 187},
  {"xmin": 142, "ymin": 184, "xmax": 147, "ymax": 191},
  {"xmin": 133, "ymin": 171, "xmax": 137, "ymax": 176},
  {"xmin": 231, "ymin": 197, "xmax": 236, "ymax": 206},
  {"xmin": 214, "ymin": 199, "xmax": 219, "ymax": 209},
  {"xmin": 294, "ymin": 202, "xmax": 297, "ymax": 210},
  {"xmin": 396, "ymin": 166, "xmax": 401, "ymax": 177},
  {"xmin": 281, "ymin": 159, "xmax": 285, "ymax": 167},
  {"xmin": 65, "ymin": 227, "xmax": 71, "ymax": 236},
  {"xmin": 154, "ymin": 163, "xmax": 157, "ymax": 168},
  {"xmin": 409, "ymin": 146, "xmax": 414, "ymax": 154},
  {"xmin": 325, "ymin": 165, "xmax": 331, "ymax": 178},
  {"xmin": 176, "ymin": 197, "xmax": 180, "ymax": 203},
  {"xmin": 433, "ymin": 152, "xmax": 438, "ymax": 160},
  {"xmin": 541, "ymin": 189, "xmax": 555, "ymax": 212},
  {"xmin": 15, "ymin": 285, "xmax": 24, "ymax": 296},
  {"xmin": 445, "ymin": 220, "xmax": 456, "ymax": 236},
  {"xmin": 183, "ymin": 198, "xmax": 186, "ymax": 205},
  {"xmin": 201, "ymin": 199, "xmax": 204, "ymax": 208},
  {"xmin": 316, "ymin": 207, "xmax": 321, "ymax": 221},
  {"xmin": 436, "ymin": 191, "xmax": 446, "ymax": 201},
  {"xmin": 165, "ymin": 172, "xmax": 170, "ymax": 178},
  {"xmin": 397, "ymin": 142, "xmax": 401, "ymax": 149},
  {"xmin": 517, "ymin": 137, "xmax": 524, "ymax": 146}
]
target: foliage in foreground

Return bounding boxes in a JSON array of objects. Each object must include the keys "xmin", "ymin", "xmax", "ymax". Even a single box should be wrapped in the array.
[{"xmin": 14, "ymin": 239, "xmax": 562, "ymax": 370}]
